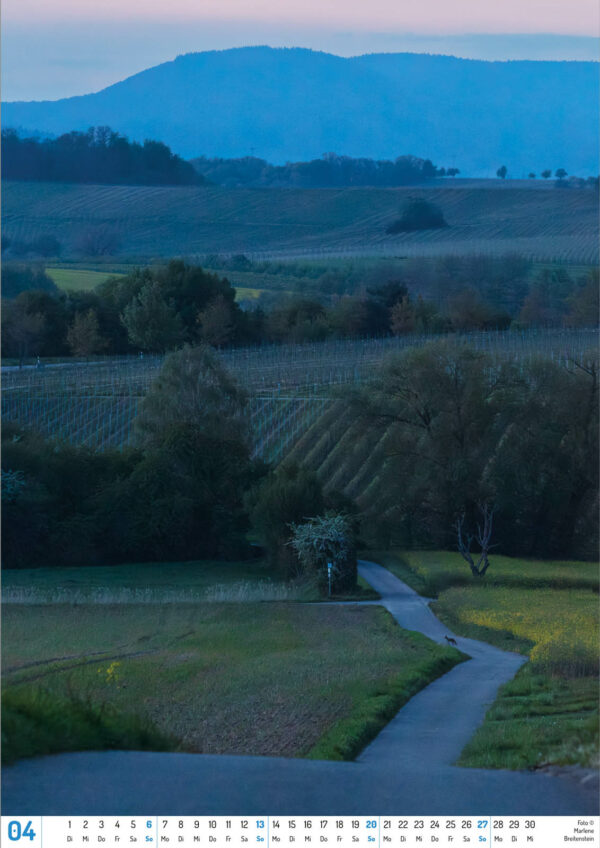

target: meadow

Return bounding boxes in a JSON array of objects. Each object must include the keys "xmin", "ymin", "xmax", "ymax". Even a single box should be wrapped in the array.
[
  {"xmin": 376, "ymin": 550, "xmax": 599, "ymax": 769},
  {"xmin": 1, "ymin": 596, "xmax": 459, "ymax": 764},
  {"xmin": 372, "ymin": 550, "xmax": 600, "ymax": 598},
  {"xmin": 1, "ymin": 559, "xmax": 294, "ymax": 604},
  {"xmin": 1, "ymin": 558, "xmax": 378, "ymax": 605},
  {"xmin": 3, "ymin": 181, "xmax": 598, "ymax": 263},
  {"xmin": 45, "ymin": 265, "xmax": 264, "ymax": 301},
  {"xmin": 45, "ymin": 267, "xmax": 125, "ymax": 292}
]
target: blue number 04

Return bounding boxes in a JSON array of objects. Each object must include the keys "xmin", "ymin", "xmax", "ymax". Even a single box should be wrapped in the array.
[{"xmin": 8, "ymin": 821, "xmax": 36, "ymax": 841}]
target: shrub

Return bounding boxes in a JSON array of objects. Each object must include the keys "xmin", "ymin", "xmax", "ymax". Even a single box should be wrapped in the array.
[
  {"xmin": 386, "ymin": 198, "xmax": 448, "ymax": 233},
  {"xmin": 289, "ymin": 513, "xmax": 357, "ymax": 594},
  {"xmin": 247, "ymin": 464, "xmax": 325, "ymax": 578}
]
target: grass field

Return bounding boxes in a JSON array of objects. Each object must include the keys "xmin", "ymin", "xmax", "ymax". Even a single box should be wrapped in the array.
[
  {"xmin": 46, "ymin": 267, "xmax": 125, "ymax": 291},
  {"xmin": 3, "ymin": 181, "xmax": 598, "ymax": 262},
  {"xmin": 46, "ymin": 265, "xmax": 265, "ymax": 301},
  {"xmin": 1, "ymin": 559, "xmax": 291, "ymax": 604},
  {"xmin": 1, "ymin": 599, "xmax": 459, "ymax": 763},
  {"xmin": 376, "ymin": 550, "xmax": 599, "ymax": 769},
  {"xmin": 456, "ymin": 669, "xmax": 599, "ymax": 770},
  {"xmin": 0, "ymin": 558, "xmax": 379, "ymax": 604},
  {"xmin": 232, "ymin": 285, "xmax": 263, "ymax": 300},
  {"xmin": 371, "ymin": 550, "xmax": 600, "ymax": 598}
]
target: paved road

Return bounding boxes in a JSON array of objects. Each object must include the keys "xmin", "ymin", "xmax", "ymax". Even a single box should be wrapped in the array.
[
  {"xmin": 356, "ymin": 561, "xmax": 526, "ymax": 768},
  {"xmin": 3, "ymin": 560, "xmax": 598, "ymax": 815}
]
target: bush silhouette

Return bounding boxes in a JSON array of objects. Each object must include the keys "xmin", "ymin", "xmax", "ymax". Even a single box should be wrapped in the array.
[{"xmin": 386, "ymin": 198, "xmax": 448, "ymax": 233}]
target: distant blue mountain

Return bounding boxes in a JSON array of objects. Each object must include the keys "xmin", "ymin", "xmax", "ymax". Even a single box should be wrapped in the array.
[{"xmin": 3, "ymin": 47, "xmax": 598, "ymax": 177}]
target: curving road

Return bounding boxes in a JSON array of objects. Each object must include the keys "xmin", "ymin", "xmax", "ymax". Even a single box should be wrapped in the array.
[
  {"xmin": 2, "ymin": 560, "xmax": 598, "ymax": 815},
  {"xmin": 355, "ymin": 560, "xmax": 527, "ymax": 769}
]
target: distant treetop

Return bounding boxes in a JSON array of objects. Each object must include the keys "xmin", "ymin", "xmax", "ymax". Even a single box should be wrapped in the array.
[
  {"xmin": 1, "ymin": 126, "xmax": 207, "ymax": 187},
  {"xmin": 191, "ymin": 153, "xmax": 451, "ymax": 188}
]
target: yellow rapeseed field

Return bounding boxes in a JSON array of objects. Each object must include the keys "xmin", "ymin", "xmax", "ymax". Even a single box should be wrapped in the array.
[{"xmin": 436, "ymin": 585, "xmax": 598, "ymax": 677}]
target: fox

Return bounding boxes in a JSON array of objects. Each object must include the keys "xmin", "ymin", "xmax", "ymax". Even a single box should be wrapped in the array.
[{"xmin": 444, "ymin": 635, "xmax": 458, "ymax": 646}]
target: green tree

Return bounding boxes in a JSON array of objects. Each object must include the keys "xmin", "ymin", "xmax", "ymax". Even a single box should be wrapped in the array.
[
  {"xmin": 153, "ymin": 260, "xmax": 239, "ymax": 338},
  {"xmin": 106, "ymin": 260, "xmax": 241, "ymax": 346},
  {"xmin": 136, "ymin": 344, "xmax": 249, "ymax": 449},
  {"xmin": 98, "ymin": 346, "xmax": 255, "ymax": 561},
  {"xmin": 66, "ymin": 309, "xmax": 107, "ymax": 357},
  {"xmin": 486, "ymin": 357, "xmax": 598, "ymax": 558},
  {"xmin": 2, "ymin": 290, "xmax": 69, "ymax": 357},
  {"xmin": 555, "ymin": 168, "xmax": 568, "ymax": 181},
  {"xmin": 247, "ymin": 464, "xmax": 326, "ymax": 578},
  {"xmin": 496, "ymin": 165, "xmax": 507, "ymax": 180},
  {"xmin": 517, "ymin": 268, "xmax": 574, "ymax": 327},
  {"xmin": 565, "ymin": 270, "xmax": 599, "ymax": 327},
  {"xmin": 1, "ymin": 425, "xmax": 135, "ymax": 568},
  {"xmin": 389, "ymin": 296, "xmax": 416, "ymax": 334},
  {"xmin": 1, "ymin": 300, "xmax": 46, "ymax": 361},
  {"xmin": 329, "ymin": 296, "xmax": 389, "ymax": 337},
  {"xmin": 197, "ymin": 295, "xmax": 235, "ymax": 347},
  {"xmin": 1, "ymin": 264, "xmax": 58, "ymax": 298},
  {"xmin": 355, "ymin": 342, "xmax": 510, "ymax": 548},
  {"xmin": 121, "ymin": 280, "xmax": 184, "ymax": 352},
  {"xmin": 447, "ymin": 289, "xmax": 510, "ymax": 331},
  {"xmin": 541, "ymin": 169, "xmax": 552, "ymax": 179},
  {"xmin": 266, "ymin": 298, "xmax": 328, "ymax": 343}
]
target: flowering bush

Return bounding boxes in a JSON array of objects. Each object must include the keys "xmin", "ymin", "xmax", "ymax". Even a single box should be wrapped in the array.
[{"xmin": 289, "ymin": 513, "xmax": 356, "ymax": 595}]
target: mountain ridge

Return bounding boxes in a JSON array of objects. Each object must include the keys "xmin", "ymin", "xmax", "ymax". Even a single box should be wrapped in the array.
[{"xmin": 3, "ymin": 46, "xmax": 598, "ymax": 176}]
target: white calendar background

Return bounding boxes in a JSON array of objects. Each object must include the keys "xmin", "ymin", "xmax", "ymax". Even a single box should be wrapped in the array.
[{"xmin": 2, "ymin": 816, "xmax": 598, "ymax": 847}]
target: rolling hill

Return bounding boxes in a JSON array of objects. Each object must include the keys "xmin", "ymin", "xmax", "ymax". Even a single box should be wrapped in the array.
[
  {"xmin": 3, "ymin": 47, "xmax": 599, "ymax": 177},
  {"xmin": 2, "ymin": 181, "xmax": 598, "ymax": 263}
]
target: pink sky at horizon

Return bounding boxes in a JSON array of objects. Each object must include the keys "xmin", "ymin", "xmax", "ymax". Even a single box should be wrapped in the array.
[{"xmin": 4, "ymin": 0, "xmax": 598, "ymax": 34}]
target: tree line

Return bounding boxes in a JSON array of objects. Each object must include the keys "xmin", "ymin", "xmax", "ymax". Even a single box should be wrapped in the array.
[
  {"xmin": 1, "ymin": 127, "xmax": 204, "ymax": 186},
  {"xmin": 191, "ymin": 152, "xmax": 450, "ymax": 188},
  {"xmin": 498, "ymin": 164, "xmax": 599, "ymax": 188},
  {"xmin": 2, "ymin": 342, "xmax": 596, "ymax": 572},
  {"xmin": 2, "ymin": 259, "xmax": 597, "ymax": 361},
  {"xmin": 2, "ymin": 127, "xmax": 455, "ymax": 188},
  {"xmin": 1, "ymin": 345, "xmax": 356, "ymax": 590}
]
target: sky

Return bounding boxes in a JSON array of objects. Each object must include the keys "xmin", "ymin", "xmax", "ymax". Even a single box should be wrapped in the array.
[{"xmin": 2, "ymin": 0, "xmax": 599, "ymax": 101}]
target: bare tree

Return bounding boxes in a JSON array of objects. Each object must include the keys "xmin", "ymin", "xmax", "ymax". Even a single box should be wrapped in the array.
[{"xmin": 455, "ymin": 502, "xmax": 496, "ymax": 577}]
